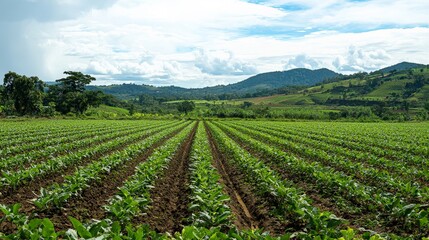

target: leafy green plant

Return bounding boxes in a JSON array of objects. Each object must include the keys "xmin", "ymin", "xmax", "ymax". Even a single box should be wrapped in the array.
[
  {"xmin": 33, "ymin": 121, "xmax": 189, "ymax": 209},
  {"xmin": 208, "ymin": 122, "xmax": 345, "ymax": 237},
  {"xmin": 187, "ymin": 123, "xmax": 232, "ymax": 229},
  {"xmin": 0, "ymin": 203, "xmax": 62, "ymax": 239},
  {"xmin": 104, "ymin": 123, "xmax": 195, "ymax": 225}
]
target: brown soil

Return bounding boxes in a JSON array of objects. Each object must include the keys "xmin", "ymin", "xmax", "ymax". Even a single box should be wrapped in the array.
[
  {"xmin": 0, "ymin": 126, "xmax": 170, "ymax": 217},
  {"xmin": 216, "ymin": 123, "xmax": 392, "ymax": 234},
  {"xmin": 204, "ymin": 123, "xmax": 286, "ymax": 235},
  {"xmin": 36, "ymin": 124, "xmax": 189, "ymax": 231},
  {"xmin": 134, "ymin": 123, "xmax": 197, "ymax": 234}
]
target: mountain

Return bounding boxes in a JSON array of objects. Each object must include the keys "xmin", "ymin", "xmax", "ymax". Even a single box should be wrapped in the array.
[
  {"xmin": 242, "ymin": 64, "xmax": 429, "ymax": 108},
  {"xmin": 87, "ymin": 63, "xmax": 426, "ymax": 100},
  {"xmin": 379, "ymin": 62, "xmax": 426, "ymax": 73},
  {"xmin": 227, "ymin": 68, "xmax": 339, "ymax": 92},
  {"xmin": 88, "ymin": 68, "xmax": 340, "ymax": 99}
]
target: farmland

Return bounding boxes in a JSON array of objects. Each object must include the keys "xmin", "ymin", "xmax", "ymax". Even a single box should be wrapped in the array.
[{"xmin": 0, "ymin": 120, "xmax": 428, "ymax": 239}]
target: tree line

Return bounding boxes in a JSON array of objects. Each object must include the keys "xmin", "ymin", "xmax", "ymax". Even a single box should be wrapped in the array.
[{"xmin": 0, "ymin": 71, "xmax": 107, "ymax": 116}]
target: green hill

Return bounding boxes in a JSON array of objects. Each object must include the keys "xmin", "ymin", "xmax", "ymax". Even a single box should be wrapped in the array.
[
  {"xmin": 224, "ymin": 68, "xmax": 339, "ymax": 93},
  {"xmin": 87, "ymin": 68, "xmax": 339, "ymax": 100},
  {"xmin": 243, "ymin": 66, "xmax": 429, "ymax": 108},
  {"xmin": 86, "ymin": 62, "xmax": 428, "ymax": 112},
  {"xmin": 379, "ymin": 61, "xmax": 426, "ymax": 73}
]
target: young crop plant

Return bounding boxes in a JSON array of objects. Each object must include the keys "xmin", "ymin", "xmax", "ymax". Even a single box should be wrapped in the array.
[
  {"xmin": 241, "ymin": 121, "xmax": 429, "ymax": 182},
  {"xmin": 188, "ymin": 123, "xmax": 232, "ymax": 229},
  {"xmin": 0, "ymin": 123, "xmax": 151, "ymax": 171},
  {"xmin": 104, "ymin": 123, "xmax": 196, "ymax": 225},
  {"xmin": 0, "ymin": 203, "xmax": 164, "ymax": 239},
  {"xmin": 33, "ymin": 121, "xmax": 189, "ymax": 209},
  {"xmin": 0, "ymin": 123, "xmax": 132, "ymax": 159},
  {"xmin": 215, "ymin": 121, "xmax": 429, "ymax": 238},
  {"xmin": 0, "ymin": 203, "xmax": 63, "ymax": 239},
  {"xmin": 207, "ymin": 122, "xmax": 345, "ymax": 238},
  {"xmin": 226, "ymin": 122, "xmax": 429, "ymax": 203},
  {"xmin": 1, "ymin": 121, "xmax": 181, "ymax": 190}
]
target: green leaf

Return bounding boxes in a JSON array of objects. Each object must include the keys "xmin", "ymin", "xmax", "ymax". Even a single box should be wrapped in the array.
[
  {"xmin": 28, "ymin": 218, "xmax": 43, "ymax": 229},
  {"xmin": 12, "ymin": 203, "xmax": 21, "ymax": 214},
  {"xmin": 133, "ymin": 227, "xmax": 144, "ymax": 240},
  {"xmin": 68, "ymin": 216, "xmax": 92, "ymax": 239},
  {"xmin": 420, "ymin": 217, "xmax": 428, "ymax": 227},
  {"xmin": 111, "ymin": 221, "xmax": 121, "ymax": 235},
  {"xmin": 180, "ymin": 226, "xmax": 196, "ymax": 239},
  {"xmin": 41, "ymin": 218, "xmax": 55, "ymax": 237}
]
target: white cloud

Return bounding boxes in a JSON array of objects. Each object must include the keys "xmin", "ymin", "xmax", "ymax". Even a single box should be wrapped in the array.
[
  {"xmin": 333, "ymin": 46, "xmax": 391, "ymax": 72},
  {"xmin": 284, "ymin": 54, "xmax": 321, "ymax": 70},
  {"xmin": 85, "ymin": 60, "xmax": 121, "ymax": 75},
  {"xmin": 0, "ymin": 0, "xmax": 428, "ymax": 87},
  {"xmin": 194, "ymin": 49, "xmax": 257, "ymax": 76}
]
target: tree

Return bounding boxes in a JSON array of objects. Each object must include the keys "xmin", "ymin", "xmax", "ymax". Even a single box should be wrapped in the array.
[
  {"xmin": 241, "ymin": 101, "xmax": 253, "ymax": 109},
  {"xmin": 1, "ymin": 71, "xmax": 45, "ymax": 115},
  {"xmin": 424, "ymin": 101, "xmax": 429, "ymax": 112},
  {"xmin": 56, "ymin": 71, "xmax": 95, "ymax": 93},
  {"xmin": 129, "ymin": 104, "xmax": 136, "ymax": 116},
  {"xmin": 48, "ymin": 71, "xmax": 98, "ymax": 114},
  {"xmin": 177, "ymin": 100, "xmax": 195, "ymax": 114}
]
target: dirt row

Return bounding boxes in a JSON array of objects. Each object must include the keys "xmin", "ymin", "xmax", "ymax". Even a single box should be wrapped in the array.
[
  {"xmin": 134, "ymin": 122, "xmax": 198, "ymax": 233},
  {"xmin": 2, "ymin": 121, "xmax": 321, "ymax": 236},
  {"xmin": 37, "ymin": 124, "xmax": 190, "ymax": 231},
  {"xmin": 133, "ymin": 122, "xmax": 287, "ymax": 235},
  {"xmin": 0, "ymin": 124, "xmax": 179, "ymax": 226},
  {"xmin": 204, "ymin": 123, "xmax": 287, "ymax": 235},
  {"xmin": 214, "ymin": 123, "xmax": 393, "ymax": 234}
]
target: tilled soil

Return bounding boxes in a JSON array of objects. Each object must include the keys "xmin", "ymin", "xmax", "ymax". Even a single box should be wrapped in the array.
[
  {"xmin": 0, "ymin": 127, "xmax": 172, "ymax": 233},
  {"xmin": 36, "ymin": 124, "xmax": 189, "ymax": 231},
  {"xmin": 135, "ymin": 123, "xmax": 197, "ymax": 234},
  {"xmin": 216, "ymin": 124, "xmax": 392, "ymax": 234},
  {"xmin": 204, "ymin": 123, "xmax": 286, "ymax": 235}
]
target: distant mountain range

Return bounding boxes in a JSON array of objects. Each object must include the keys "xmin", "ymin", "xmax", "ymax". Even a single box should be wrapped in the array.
[
  {"xmin": 87, "ymin": 62, "xmax": 426, "ymax": 100},
  {"xmin": 243, "ymin": 62, "xmax": 429, "ymax": 109},
  {"xmin": 221, "ymin": 68, "xmax": 339, "ymax": 93},
  {"xmin": 379, "ymin": 62, "xmax": 425, "ymax": 73}
]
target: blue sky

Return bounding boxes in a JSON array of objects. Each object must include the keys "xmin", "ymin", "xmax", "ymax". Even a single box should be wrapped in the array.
[{"xmin": 0, "ymin": 0, "xmax": 428, "ymax": 87}]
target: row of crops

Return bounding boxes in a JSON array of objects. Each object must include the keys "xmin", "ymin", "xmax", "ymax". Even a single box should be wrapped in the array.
[{"xmin": 0, "ymin": 119, "xmax": 428, "ymax": 239}]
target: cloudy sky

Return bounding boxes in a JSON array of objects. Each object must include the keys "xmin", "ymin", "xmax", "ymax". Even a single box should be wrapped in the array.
[{"xmin": 0, "ymin": 0, "xmax": 428, "ymax": 87}]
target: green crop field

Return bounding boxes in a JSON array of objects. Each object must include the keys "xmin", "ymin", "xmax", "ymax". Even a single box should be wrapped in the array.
[{"xmin": 0, "ymin": 120, "xmax": 428, "ymax": 239}]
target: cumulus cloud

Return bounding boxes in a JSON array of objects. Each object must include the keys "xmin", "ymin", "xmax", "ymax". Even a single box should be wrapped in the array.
[
  {"xmin": 284, "ymin": 54, "xmax": 321, "ymax": 70},
  {"xmin": 0, "ymin": 0, "xmax": 428, "ymax": 87},
  {"xmin": 194, "ymin": 49, "xmax": 257, "ymax": 76},
  {"xmin": 77, "ymin": 52, "xmax": 185, "ymax": 85},
  {"xmin": 85, "ymin": 60, "xmax": 121, "ymax": 75},
  {"xmin": 333, "ymin": 46, "xmax": 391, "ymax": 72}
]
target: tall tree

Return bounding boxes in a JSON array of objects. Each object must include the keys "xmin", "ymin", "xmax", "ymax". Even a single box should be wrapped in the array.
[
  {"xmin": 177, "ymin": 100, "xmax": 195, "ymax": 114},
  {"xmin": 56, "ymin": 71, "xmax": 95, "ymax": 92},
  {"xmin": 48, "ymin": 71, "xmax": 98, "ymax": 114},
  {"xmin": 1, "ymin": 72, "xmax": 45, "ymax": 115}
]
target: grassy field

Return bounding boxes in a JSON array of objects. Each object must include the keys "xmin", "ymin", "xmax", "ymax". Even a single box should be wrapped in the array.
[{"xmin": 364, "ymin": 79, "xmax": 414, "ymax": 99}]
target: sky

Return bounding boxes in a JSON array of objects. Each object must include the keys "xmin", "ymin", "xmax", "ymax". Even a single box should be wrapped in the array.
[{"xmin": 0, "ymin": 0, "xmax": 428, "ymax": 88}]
